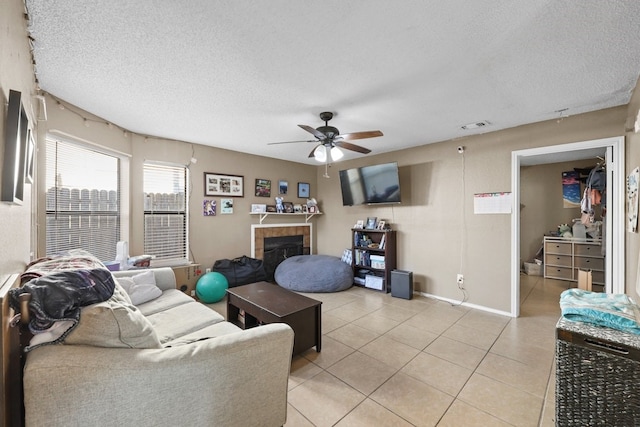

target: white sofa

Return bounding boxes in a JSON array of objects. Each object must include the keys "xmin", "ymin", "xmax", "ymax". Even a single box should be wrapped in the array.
[{"xmin": 23, "ymin": 267, "xmax": 294, "ymax": 427}]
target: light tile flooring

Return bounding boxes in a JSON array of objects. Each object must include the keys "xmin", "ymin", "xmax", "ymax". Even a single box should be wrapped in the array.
[{"xmin": 211, "ymin": 274, "xmax": 569, "ymax": 426}]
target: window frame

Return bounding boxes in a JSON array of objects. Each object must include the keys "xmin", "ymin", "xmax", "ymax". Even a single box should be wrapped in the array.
[
  {"xmin": 43, "ymin": 134, "xmax": 130, "ymax": 261},
  {"xmin": 143, "ymin": 161, "xmax": 190, "ymax": 266}
]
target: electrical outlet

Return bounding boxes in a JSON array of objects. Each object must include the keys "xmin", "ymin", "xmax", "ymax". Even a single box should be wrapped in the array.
[
  {"xmin": 205, "ymin": 268, "xmax": 211, "ymax": 273},
  {"xmin": 456, "ymin": 274, "xmax": 464, "ymax": 286}
]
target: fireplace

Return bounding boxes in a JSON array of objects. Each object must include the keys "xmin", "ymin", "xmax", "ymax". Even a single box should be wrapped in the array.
[
  {"xmin": 263, "ymin": 235, "xmax": 304, "ymax": 280},
  {"xmin": 251, "ymin": 224, "xmax": 312, "ymax": 280}
]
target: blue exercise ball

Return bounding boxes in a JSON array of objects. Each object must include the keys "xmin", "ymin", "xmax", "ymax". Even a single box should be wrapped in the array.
[{"xmin": 196, "ymin": 272, "xmax": 229, "ymax": 303}]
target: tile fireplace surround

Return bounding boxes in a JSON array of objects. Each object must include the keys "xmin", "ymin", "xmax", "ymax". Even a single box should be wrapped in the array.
[{"xmin": 251, "ymin": 223, "xmax": 312, "ymax": 260}]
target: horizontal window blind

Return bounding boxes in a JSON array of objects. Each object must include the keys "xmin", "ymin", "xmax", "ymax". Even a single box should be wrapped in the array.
[
  {"xmin": 143, "ymin": 162, "xmax": 188, "ymax": 261},
  {"xmin": 45, "ymin": 138, "xmax": 120, "ymax": 261}
]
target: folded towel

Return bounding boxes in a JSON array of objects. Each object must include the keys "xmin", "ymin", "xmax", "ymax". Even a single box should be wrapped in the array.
[{"xmin": 560, "ymin": 288, "xmax": 640, "ymax": 335}]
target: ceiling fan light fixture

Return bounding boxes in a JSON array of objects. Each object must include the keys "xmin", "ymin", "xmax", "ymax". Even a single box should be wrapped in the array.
[
  {"xmin": 330, "ymin": 146, "xmax": 344, "ymax": 161},
  {"xmin": 314, "ymin": 145, "xmax": 327, "ymax": 162}
]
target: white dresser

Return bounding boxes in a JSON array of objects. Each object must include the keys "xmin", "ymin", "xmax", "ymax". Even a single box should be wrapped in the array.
[{"xmin": 543, "ymin": 236, "xmax": 604, "ymax": 286}]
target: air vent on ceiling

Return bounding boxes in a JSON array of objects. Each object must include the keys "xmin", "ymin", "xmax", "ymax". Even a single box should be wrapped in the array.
[{"xmin": 461, "ymin": 120, "xmax": 491, "ymax": 130}]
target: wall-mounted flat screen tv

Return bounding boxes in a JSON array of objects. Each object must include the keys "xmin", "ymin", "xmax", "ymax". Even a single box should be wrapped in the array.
[
  {"xmin": 1, "ymin": 89, "xmax": 25, "ymax": 204},
  {"xmin": 338, "ymin": 162, "xmax": 401, "ymax": 206}
]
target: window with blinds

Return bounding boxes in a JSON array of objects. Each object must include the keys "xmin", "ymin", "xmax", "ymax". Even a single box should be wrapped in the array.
[
  {"xmin": 143, "ymin": 162, "xmax": 188, "ymax": 263},
  {"xmin": 45, "ymin": 138, "xmax": 120, "ymax": 261}
]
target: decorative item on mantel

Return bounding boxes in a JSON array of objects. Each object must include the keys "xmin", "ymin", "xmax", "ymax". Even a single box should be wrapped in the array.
[{"xmin": 306, "ymin": 198, "xmax": 319, "ymax": 213}]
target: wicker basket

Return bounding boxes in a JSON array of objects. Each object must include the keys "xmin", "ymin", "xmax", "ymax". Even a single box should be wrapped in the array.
[{"xmin": 556, "ymin": 318, "xmax": 640, "ymax": 426}]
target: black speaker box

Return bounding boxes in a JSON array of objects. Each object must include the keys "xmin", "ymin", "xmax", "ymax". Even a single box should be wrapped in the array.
[{"xmin": 391, "ymin": 270, "xmax": 413, "ymax": 299}]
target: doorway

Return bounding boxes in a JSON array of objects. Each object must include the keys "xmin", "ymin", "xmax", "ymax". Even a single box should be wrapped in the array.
[{"xmin": 510, "ymin": 136, "xmax": 625, "ymax": 317}]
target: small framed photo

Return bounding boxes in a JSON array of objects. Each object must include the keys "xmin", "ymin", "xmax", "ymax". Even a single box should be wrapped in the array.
[
  {"xmin": 251, "ymin": 204, "xmax": 267, "ymax": 213},
  {"xmin": 283, "ymin": 202, "xmax": 294, "ymax": 213},
  {"xmin": 354, "ymin": 220, "xmax": 365, "ymax": 229},
  {"xmin": 221, "ymin": 198, "xmax": 233, "ymax": 214},
  {"xmin": 203, "ymin": 199, "xmax": 216, "ymax": 216},
  {"xmin": 266, "ymin": 205, "xmax": 277, "ymax": 212},
  {"xmin": 255, "ymin": 179, "xmax": 271, "ymax": 197},
  {"xmin": 308, "ymin": 205, "xmax": 317, "ymax": 213},
  {"xmin": 204, "ymin": 172, "xmax": 244, "ymax": 197},
  {"xmin": 278, "ymin": 180, "xmax": 288, "ymax": 195},
  {"xmin": 293, "ymin": 204, "xmax": 303, "ymax": 213},
  {"xmin": 366, "ymin": 217, "xmax": 377, "ymax": 230},
  {"xmin": 376, "ymin": 220, "xmax": 386, "ymax": 230},
  {"xmin": 297, "ymin": 182, "xmax": 310, "ymax": 198}
]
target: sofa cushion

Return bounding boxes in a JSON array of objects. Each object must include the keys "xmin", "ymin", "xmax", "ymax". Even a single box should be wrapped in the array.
[
  {"xmin": 137, "ymin": 289, "xmax": 195, "ymax": 316},
  {"xmin": 163, "ymin": 321, "xmax": 243, "ymax": 347},
  {"xmin": 116, "ymin": 270, "xmax": 162, "ymax": 305},
  {"xmin": 65, "ymin": 283, "xmax": 162, "ymax": 349},
  {"xmin": 145, "ymin": 300, "xmax": 225, "ymax": 344}
]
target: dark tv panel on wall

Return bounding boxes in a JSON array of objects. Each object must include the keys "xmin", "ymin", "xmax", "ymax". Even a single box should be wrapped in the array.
[
  {"xmin": 1, "ymin": 89, "xmax": 25, "ymax": 204},
  {"xmin": 338, "ymin": 162, "xmax": 401, "ymax": 206}
]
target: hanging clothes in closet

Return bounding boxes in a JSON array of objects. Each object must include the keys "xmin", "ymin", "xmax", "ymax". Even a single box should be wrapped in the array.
[{"xmin": 581, "ymin": 163, "xmax": 606, "ymax": 225}]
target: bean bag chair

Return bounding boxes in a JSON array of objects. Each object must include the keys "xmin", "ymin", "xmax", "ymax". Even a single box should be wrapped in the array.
[{"xmin": 275, "ymin": 255, "xmax": 353, "ymax": 292}]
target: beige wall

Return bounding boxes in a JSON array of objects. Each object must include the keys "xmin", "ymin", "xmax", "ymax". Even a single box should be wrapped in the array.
[
  {"xmin": 625, "ymin": 75, "xmax": 640, "ymax": 302},
  {"xmin": 40, "ymin": 94, "xmax": 318, "ymax": 271},
  {"xmin": 40, "ymin": 101, "xmax": 630, "ymax": 313},
  {"xmin": 520, "ymin": 159, "xmax": 601, "ymax": 264},
  {"xmin": 3, "ymin": 0, "xmax": 638, "ymax": 314},
  {"xmin": 0, "ymin": 0, "xmax": 38, "ymax": 276},
  {"xmin": 316, "ymin": 106, "xmax": 627, "ymax": 313}
]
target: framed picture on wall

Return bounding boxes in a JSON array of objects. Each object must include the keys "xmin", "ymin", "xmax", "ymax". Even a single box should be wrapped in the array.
[
  {"xmin": 204, "ymin": 172, "xmax": 244, "ymax": 197},
  {"xmin": 298, "ymin": 182, "xmax": 310, "ymax": 198},
  {"xmin": 255, "ymin": 179, "xmax": 271, "ymax": 197},
  {"xmin": 278, "ymin": 180, "xmax": 288, "ymax": 195}
]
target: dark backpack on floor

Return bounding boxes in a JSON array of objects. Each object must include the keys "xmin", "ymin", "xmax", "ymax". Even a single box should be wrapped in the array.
[{"xmin": 212, "ymin": 256, "xmax": 267, "ymax": 287}]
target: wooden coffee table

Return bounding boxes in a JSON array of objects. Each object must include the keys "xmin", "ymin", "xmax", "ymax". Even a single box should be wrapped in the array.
[{"xmin": 226, "ymin": 282, "xmax": 322, "ymax": 356}]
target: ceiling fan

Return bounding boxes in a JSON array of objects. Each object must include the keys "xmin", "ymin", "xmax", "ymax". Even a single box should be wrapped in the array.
[{"xmin": 268, "ymin": 112, "xmax": 383, "ymax": 163}]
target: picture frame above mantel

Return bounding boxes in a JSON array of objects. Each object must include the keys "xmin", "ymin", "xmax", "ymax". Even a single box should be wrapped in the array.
[{"xmin": 204, "ymin": 172, "xmax": 244, "ymax": 197}]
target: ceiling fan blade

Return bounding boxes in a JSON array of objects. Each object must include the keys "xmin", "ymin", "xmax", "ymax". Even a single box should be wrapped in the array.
[
  {"xmin": 299, "ymin": 124, "xmax": 327, "ymax": 140},
  {"xmin": 334, "ymin": 141, "xmax": 371, "ymax": 154},
  {"xmin": 267, "ymin": 139, "xmax": 317, "ymax": 145},
  {"xmin": 336, "ymin": 130, "xmax": 383, "ymax": 141},
  {"xmin": 308, "ymin": 144, "xmax": 321, "ymax": 158}
]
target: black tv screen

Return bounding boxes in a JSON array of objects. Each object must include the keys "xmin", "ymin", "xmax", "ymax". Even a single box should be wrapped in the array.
[{"xmin": 339, "ymin": 162, "xmax": 401, "ymax": 206}]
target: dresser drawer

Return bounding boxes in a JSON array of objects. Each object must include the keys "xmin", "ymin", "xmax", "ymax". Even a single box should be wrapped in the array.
[
  {"xmin": 592, "ymin": 270, "xmax": 605, "ymax": 284},
  {"xmin": 545, "ymin": 265, "xmax": 573, "ymax": 280},
  {"xmin": 545, "ymin": 253, "xmax": 572, "ymax": 267},
  {"xmin": 574, "ymin": 243, "xmax": 602, "ymax": 256},
  {"xmin": 545, "ymin": 242, "xmax": 572, "ymax": 255},
  {"xmin": 574, "ymin": 256, "xmax": 604, "ymax": 270}
]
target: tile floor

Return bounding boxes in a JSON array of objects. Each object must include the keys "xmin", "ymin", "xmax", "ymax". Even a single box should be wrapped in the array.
[{"xmin": 211, "ymin": 273, "xmax": 569, "ymax": 426}]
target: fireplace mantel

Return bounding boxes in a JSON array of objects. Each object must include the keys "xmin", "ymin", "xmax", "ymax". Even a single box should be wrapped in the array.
[{"xmin": 250, "ymin": 212, "xmax": 322, "ymax": 224}]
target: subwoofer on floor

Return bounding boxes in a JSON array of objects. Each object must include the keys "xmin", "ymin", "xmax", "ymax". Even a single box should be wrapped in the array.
[{"xmin": 390, "ymin": 270, "xmax": 413, "ymax": 300}]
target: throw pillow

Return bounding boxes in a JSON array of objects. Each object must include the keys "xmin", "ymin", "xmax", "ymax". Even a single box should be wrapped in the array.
[
  {"xmin": 116, "ymin": 270, "xmax": 162, "ymax": 305},
  {"xmin": 65, "ymin": 282, "xmax": 161, "ymax": 349}
]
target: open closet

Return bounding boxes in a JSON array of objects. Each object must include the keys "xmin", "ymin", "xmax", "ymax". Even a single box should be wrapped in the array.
[{"xmin": 511, "ymin": 136, "xmax": 625, "ymax": 317}]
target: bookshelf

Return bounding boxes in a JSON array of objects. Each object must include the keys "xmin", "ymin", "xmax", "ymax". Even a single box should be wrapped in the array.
[{"xmin": 350, "ymin": 228, "xmax": 396, "ymax": 293}]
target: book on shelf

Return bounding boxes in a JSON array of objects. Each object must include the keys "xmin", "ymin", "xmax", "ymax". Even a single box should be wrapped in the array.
[{"xmin": 379, "ymin": 233, "xmax": 386, "ymax": 250}]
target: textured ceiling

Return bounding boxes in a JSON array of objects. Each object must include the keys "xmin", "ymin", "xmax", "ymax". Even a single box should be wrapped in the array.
[{"xmin": 24, "ymin": 0, "xmax": 640, "ymax": 164}]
